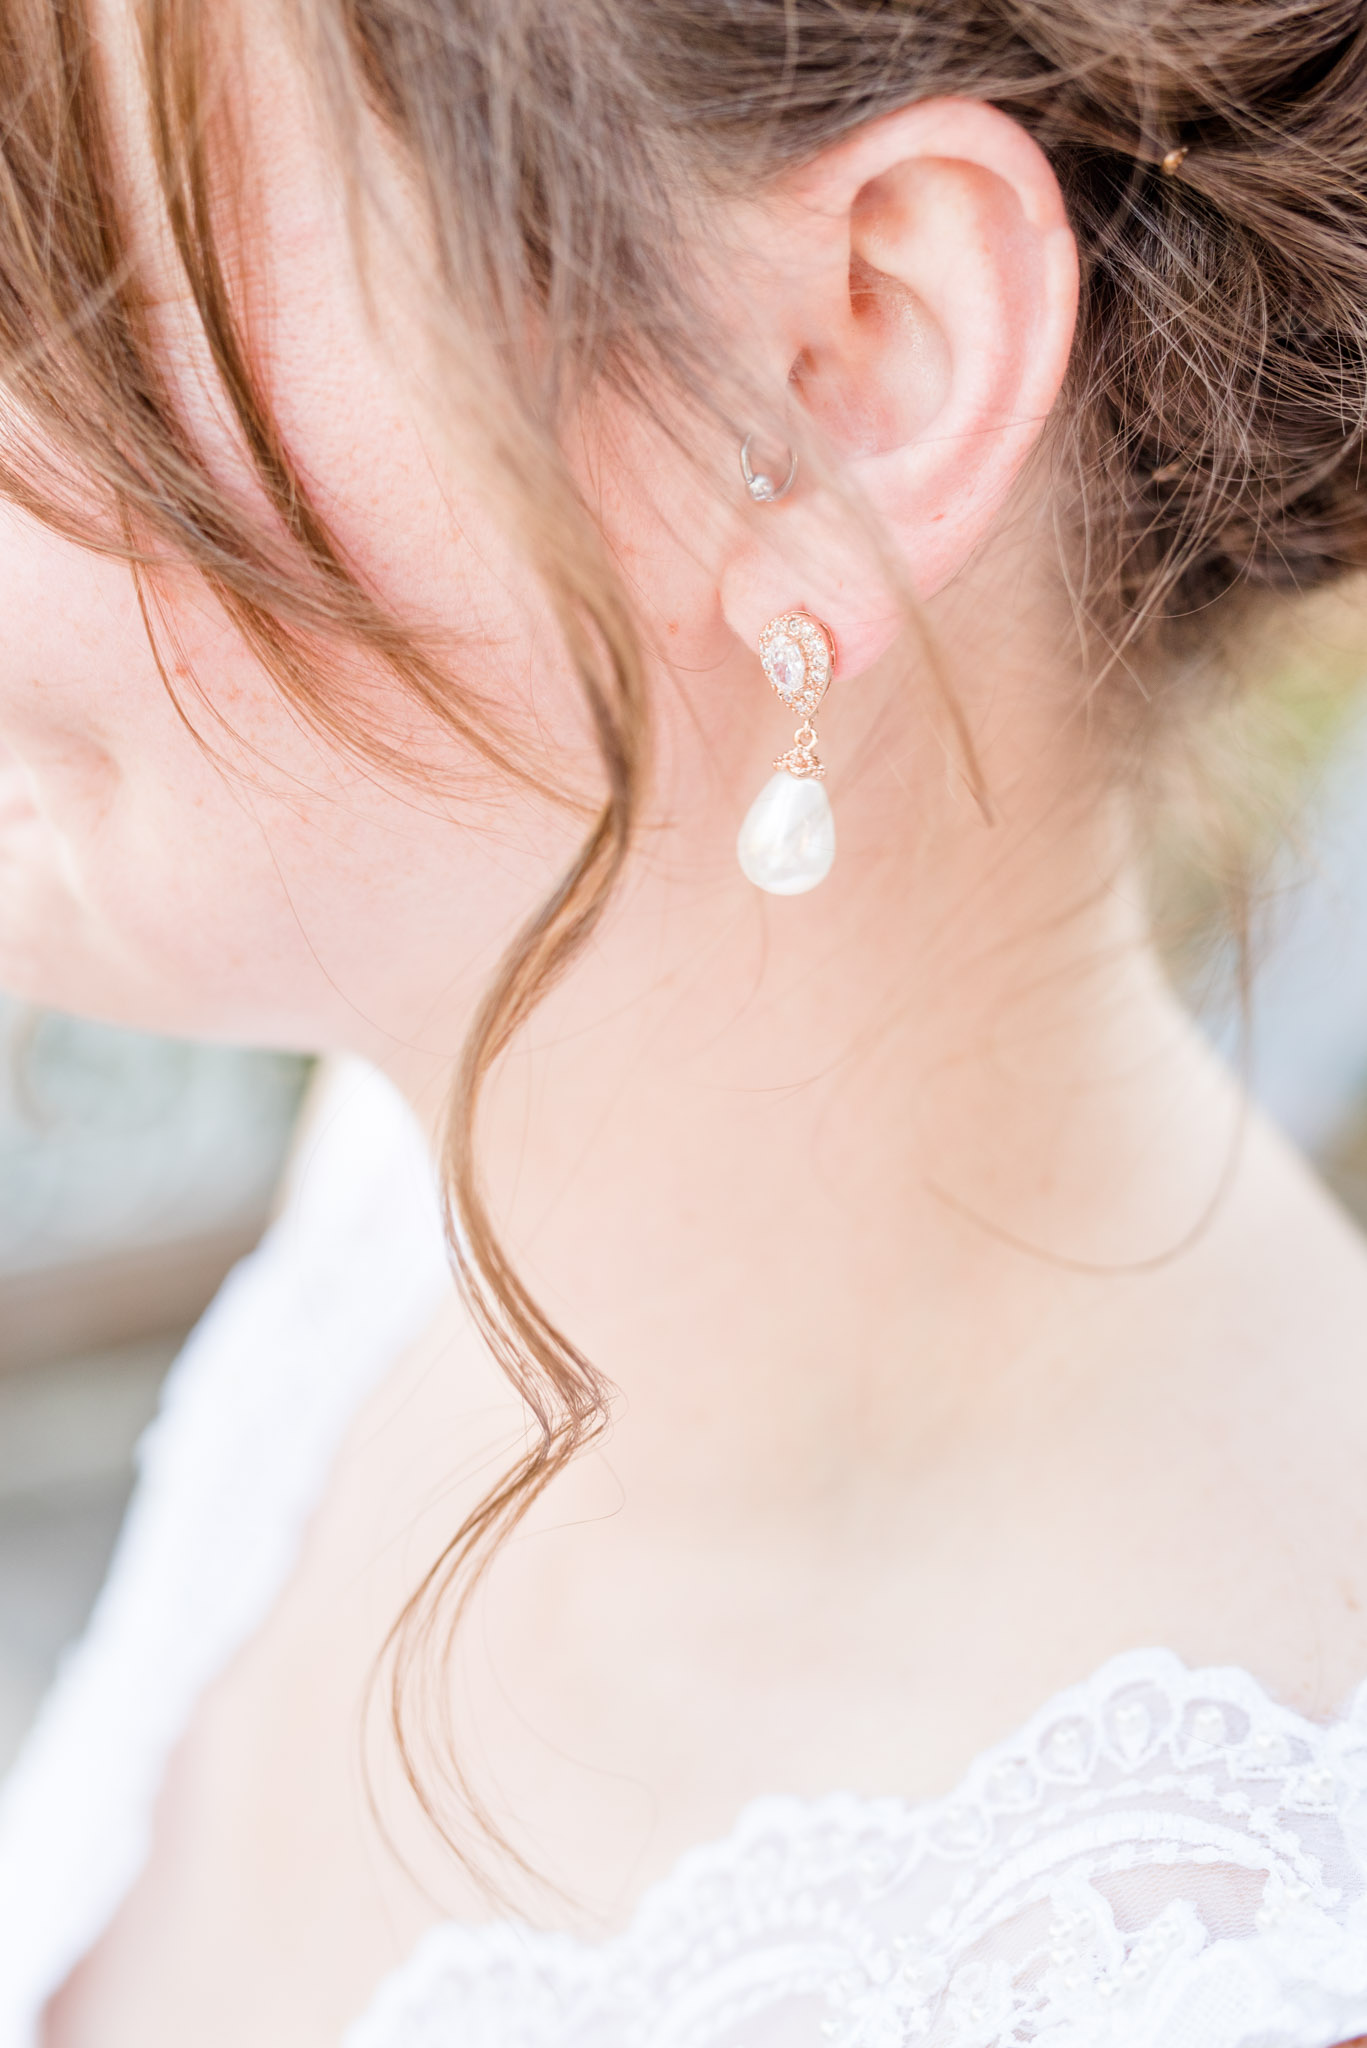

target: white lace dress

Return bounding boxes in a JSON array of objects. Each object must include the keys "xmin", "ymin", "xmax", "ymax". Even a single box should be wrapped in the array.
[{"xmin": 2, "ymin": 1062, "xmax": 1367, "ymax": 2048}]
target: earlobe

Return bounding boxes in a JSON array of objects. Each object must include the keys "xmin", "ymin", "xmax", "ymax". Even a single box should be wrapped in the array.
[{"xmin": 719, "ymin": 99, "xmax": 1079, "ymax": 676}]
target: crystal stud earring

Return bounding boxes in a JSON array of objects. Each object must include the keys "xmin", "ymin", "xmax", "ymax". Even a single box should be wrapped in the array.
[{"xmin": 737, "ymin": 612, "xmax": 837, "ymax": 896}]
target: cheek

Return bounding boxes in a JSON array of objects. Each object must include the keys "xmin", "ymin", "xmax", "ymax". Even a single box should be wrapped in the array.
[
  {"xmin": 0, "ymin": 527, "xmax": 301, "ymax": 1031},
  {"xmin": 0, "ymin": 701, "xmax": 356, "ymax": 1045},
  {"xmin": 0, "ymin": 518, "xmax": 569, "ymax": 1053}
]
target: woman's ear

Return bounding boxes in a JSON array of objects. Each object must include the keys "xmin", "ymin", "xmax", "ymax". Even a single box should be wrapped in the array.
[{"xmin": 718, "ymin": 98, "xmax": 1078, "ymax": 676}]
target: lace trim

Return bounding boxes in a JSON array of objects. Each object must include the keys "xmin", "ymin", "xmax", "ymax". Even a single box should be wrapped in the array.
[{"xmin": 344, "ymin": 1647, "xmax": 1367, "ymax": 2048}]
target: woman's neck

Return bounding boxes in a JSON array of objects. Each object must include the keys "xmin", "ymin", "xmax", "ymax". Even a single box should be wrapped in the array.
[{"xmin": 384, "ymin": 646, "xmax": 1246, "ymax": 1530}]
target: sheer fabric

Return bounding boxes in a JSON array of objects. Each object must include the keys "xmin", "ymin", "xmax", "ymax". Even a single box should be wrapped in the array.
[
  {"xmin": 347, "ymin": 1650, "xmax": 1367, "ymax": 2048},
  {"xmin": 0, "ymin": 1064, "xmax": 1364, "ymax": 2048}
]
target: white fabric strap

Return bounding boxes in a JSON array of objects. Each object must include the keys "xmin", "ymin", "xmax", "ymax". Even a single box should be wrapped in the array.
[{"xmin": 0, "ymin": 1063, "xmax": 451, "ymax": 2047}]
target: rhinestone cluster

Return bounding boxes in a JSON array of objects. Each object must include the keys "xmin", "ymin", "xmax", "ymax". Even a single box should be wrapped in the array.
[{"xmin": 758, "ymin": 612, "xmax": 833, "ymax": 723}]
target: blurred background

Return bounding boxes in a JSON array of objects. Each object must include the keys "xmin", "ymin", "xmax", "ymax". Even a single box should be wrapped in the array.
[
  {"xmin": 0, "ymin": 1016, "xmax": 310, "ymax": 1767},
  {"xmin": 5, "ymin": 589, "xmax": 1367, "ymax": 1776}
]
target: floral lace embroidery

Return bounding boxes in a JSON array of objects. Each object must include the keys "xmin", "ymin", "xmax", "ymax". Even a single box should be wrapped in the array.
[{"xmin": 345, "ymin": 1648, "xmax": 1367, "ymax": 2048}]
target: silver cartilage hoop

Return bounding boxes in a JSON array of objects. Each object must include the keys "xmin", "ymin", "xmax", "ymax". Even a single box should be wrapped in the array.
[{"xmin": 740, "ymin": 433, "xmax": 798, "ymax": 505}]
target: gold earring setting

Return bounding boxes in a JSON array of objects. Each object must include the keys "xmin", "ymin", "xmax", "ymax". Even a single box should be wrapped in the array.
[{"xmin": 737, "ymin": 612, "xmax": 837, "ymax": 895}]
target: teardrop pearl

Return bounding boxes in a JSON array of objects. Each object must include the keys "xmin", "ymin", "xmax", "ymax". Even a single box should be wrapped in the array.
[{"xmin": 737, "ymin": 770, "xmax": 836, "ymax": 895}]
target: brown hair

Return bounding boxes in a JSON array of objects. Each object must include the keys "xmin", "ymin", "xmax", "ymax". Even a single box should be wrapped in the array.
[{"xmin": 2, "ymin": 0, "xmax": 1367, "ymax": 1888}]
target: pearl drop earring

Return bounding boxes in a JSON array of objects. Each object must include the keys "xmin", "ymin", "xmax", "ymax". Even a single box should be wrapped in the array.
[{"xmin": 737, "ymin": 612, "xmax": 837, "ymax": 896}]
